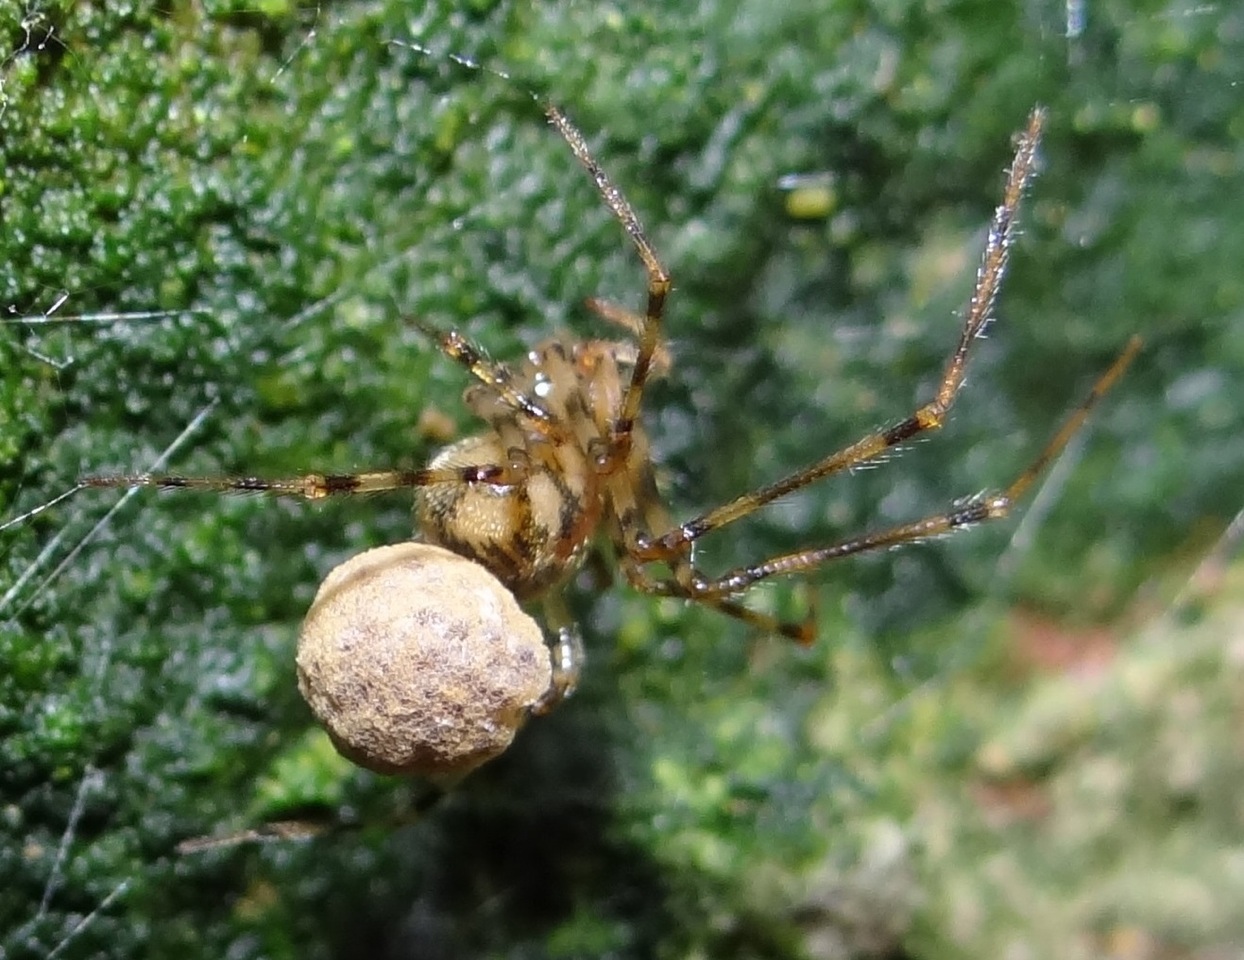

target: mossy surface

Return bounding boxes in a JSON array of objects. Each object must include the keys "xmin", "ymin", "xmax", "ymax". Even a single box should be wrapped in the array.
[{"xmin": 1, "ymin": 1, "xmax": 1241, "ymax": 958}]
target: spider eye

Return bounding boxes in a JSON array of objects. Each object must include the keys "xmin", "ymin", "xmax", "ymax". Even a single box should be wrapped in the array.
[{"xmin": 296, "ymin": 542, "xmax": 551, "ymax": 779}]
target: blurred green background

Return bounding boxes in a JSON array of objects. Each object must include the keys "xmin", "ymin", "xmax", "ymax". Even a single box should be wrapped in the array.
[{"xmin": 1, "ymin": 0, "xmax": 1241, "ymax": 957}]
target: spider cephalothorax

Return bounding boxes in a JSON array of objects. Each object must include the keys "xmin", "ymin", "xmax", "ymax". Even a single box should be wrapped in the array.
[{"xmin": 415, "ymin": 330, "xmax": 656, "ymax": 603}]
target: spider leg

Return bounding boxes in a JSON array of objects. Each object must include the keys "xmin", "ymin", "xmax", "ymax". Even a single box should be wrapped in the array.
[
  {"xmin": 583, "ymin": 298, "xmax": 673, "ymax": 375},
  {"xmin": 176, "ymin": 781, "xmax": 448, "ymax": 855},
  {"xmin": 635, "ymin": 107, "xmax": 1047, "ymax": 563},
  {"xmin": 531, "ymin": 592, "xmax": 586, "ymax": 715},
  {"xmin": 544, "ymin": 105, "xmax": 672, "ymax": 462},
  {"xmin": 622, "ymin": 558, "xmax": 818, "ymax": 644},
  {"xmin": 709, "ymin": 594, "xmax": 817, "ymax": 644},
  {"xmin": 407, "ymin": 315, "xmax": 561, "ymax": 432},
  {"xmin": 662, "ymin": 336, "xmax": 1140, "ymax": 599},
  {"xmin": 612, "ymin": 434, "xmax": 818, "ymax": 643},
  {"xmin": 81, "ymin": 461, "xmax": 527, "ymax": 499},
  {"xmin": 394, "ymin": 43, "xmax": 671, "ymax": 447},
  {"xmin": 83, "ymin": 318, "xmax": 587, "ymax": 502}
]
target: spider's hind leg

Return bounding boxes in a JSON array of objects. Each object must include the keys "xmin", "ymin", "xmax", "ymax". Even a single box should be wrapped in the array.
[
  {"xmin": 80, "ymin": 461, "xmax": 530, "ymax": 499},
  {"xmin": 619, "ymin": 552, "xmax": 818, "ymax": 645}
]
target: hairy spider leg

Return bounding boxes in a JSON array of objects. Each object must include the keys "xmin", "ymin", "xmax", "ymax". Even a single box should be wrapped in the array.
[
  {"xmin": 80, "ymin": 463, "xmax": 525, "ymax": 498},
  {"xmin": 615, "ymin": 440, "xmax": 819, "ymax": 643},
  {"xmin": 399, "ymin": 42, "xmax": 672, "ymax": 465},
  {"xmin": 176, "ymin": 781, "xmax": 449, "ymax": 855},
  {"xmin": 531, "ymin": 592, "xmax": 586, "ymax": 715},
  {"xmin": 396, "ymin": 42, "xmax": 671, "ymax": 453},
  {"xmin": 651, "ymin": 335, "xmax": 1140, "ymax": 599},
  {"xmin": 633, "ymin": 106, "xmax": 1049, "ymax": 565},
  {"xmin": 81, "ymin": 316, "xmax": 576, "ymax": 499},
  {"xmin": 529, "ymin": 83, "xmax": 820, "ymax": 641},
  {"xmin": 407, "ymin": 315, "xmax": 562, "ymax": 435},
  {"xmin": 542, "ymin": 104, "xmax": 672, "ymax": 465}
]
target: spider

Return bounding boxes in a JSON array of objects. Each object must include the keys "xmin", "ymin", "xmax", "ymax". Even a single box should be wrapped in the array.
[{"xmin": 76, "ymin": 92, "xmax": 1138, "ymax": 732}]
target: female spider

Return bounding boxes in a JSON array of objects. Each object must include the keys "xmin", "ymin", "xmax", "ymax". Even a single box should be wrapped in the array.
[{"xmin": 79, "ymin": 96, "xmax": 1139, "ymax": 761}]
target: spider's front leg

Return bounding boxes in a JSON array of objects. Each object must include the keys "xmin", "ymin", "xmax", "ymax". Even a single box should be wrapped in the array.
[
  {"xmin": 542, "ymin": 104, "xmax": 671, "ymax": 466},
  {"xmin": 632, "ymin": 107, "xmax": 1049, "ymax": 563},
  {"xmin": 656, "ymin": 335, "xmax": 1141, "ymax": 600},
  {"xmin": 614, "ymin": 107, "xmax": 1137, "ymax": 639}
]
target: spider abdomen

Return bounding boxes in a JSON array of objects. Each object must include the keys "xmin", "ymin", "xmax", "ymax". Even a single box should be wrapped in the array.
[{"xmin": 417, "ymin": 433, "xmax": 595, "ymax": 599}]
